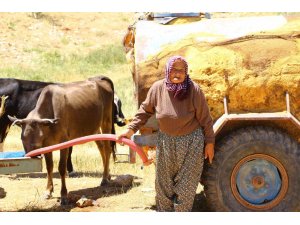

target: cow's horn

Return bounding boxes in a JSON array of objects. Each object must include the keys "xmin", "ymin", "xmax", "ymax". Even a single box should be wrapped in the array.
[
  {"xmin": 7, "ymin": 115, "xmax": 23, "ymax": 126},
  {"xmin": 41, "ymin": 118, "xmax": 59, "ymax": 124},
  {"xmin": 0, "ymin": 95, "xmax": 9, "ymax": 117}
]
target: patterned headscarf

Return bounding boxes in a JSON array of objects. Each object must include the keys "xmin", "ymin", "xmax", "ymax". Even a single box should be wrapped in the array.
[{"xmin": 165, "ymin": 56, "xmax": 192, "ymax": 100}]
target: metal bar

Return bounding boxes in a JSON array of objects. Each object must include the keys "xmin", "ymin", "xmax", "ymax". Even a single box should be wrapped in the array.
[
  {"xmin": 289, "ymin": 113, "xmax": 300, "ymax": 129},
  {"xmin": 226, "ymin": 112, "xmax": 290, "ymax": 120},
  {"xmin": 213, "ymin": 111, "xmax": 300, "ymax": 136},
  {"xmin": 213, "ymin": 114, "xmax": 228, "ymax": 134},
  {"xmin": 224, "ymin": 96, "xmax": 228, "ymax": 114},
  {"xmin": 286, "ymin": 92, "xmax": 290, "ymax": 113},
  {"xmin": 129, "ymin": 148, "xmax": 136, "ymax": 164}
]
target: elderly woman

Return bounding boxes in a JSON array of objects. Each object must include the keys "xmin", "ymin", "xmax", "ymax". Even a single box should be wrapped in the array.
[{"xmin": 117, "ymin": 55, "xmax": 215, "ymax": 212}]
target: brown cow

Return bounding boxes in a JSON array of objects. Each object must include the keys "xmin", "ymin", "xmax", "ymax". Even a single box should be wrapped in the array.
[{"xmin": 8, "ymin": 76, "xmax": 116, "ymax": 205}]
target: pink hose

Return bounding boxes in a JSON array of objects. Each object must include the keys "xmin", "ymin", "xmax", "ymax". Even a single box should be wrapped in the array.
[{"xmin": 24, "ymin": 134, "xmax": 152, "ymax": 166}]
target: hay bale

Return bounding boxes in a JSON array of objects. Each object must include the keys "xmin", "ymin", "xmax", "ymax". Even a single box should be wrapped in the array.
[{"xmin": 133, "ymin": 16, "xmax": 300, "ymax": 140}]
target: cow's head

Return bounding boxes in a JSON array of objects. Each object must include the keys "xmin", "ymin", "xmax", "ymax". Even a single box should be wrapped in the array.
[
  {"xmin": 8, "ymin": 115, "xmax": 59, "ymax": 153},
  {"xmin": 114, "ymin": 94, "xmax": 126, "ymax": 127}
]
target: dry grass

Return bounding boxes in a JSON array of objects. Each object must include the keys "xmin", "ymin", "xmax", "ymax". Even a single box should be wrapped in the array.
[{"xmin": 0, "ymin": 12, "xmax": 135, "ymax": 68}]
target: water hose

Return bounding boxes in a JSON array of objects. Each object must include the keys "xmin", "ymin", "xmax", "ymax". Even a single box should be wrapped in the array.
[{"xmin": 25, "ymin": 134, "xmax": 152, "ymax": 166}]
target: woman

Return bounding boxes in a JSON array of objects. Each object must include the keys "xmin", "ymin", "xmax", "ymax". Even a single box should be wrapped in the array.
[{"xmin": 117, "ymin": 55, "xmax": 215, "ymax": 212}]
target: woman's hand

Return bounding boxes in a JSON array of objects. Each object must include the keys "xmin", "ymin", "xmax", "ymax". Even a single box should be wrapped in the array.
[
  {"xmin": 204, "ymin": 143, "xmax": 214, "ymax": 164},
  {"xmin": 116, "ymin": 128, "xmax": 135, "ymax": 145}
]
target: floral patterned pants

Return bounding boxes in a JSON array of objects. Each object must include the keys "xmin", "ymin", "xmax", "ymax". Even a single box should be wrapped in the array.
[{"xmin": 155, "ymin": 127, "xmax": 205, "ymax": 212}]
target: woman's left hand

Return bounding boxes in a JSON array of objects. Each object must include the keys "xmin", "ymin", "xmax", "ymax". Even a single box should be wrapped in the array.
[{"xmin": 204, "ymin": 143, "xmax": 214, "ymax": 164}]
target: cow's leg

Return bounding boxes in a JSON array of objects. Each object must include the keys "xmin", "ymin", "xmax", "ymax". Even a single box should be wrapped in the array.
[
  {"xmin": 44, "ymin": 152, "xmax": 54, "ymax": 199},
  {"xmin": 95, "ymin": 140, "xmax": 111, "ymax": 186},
  {"xmin": 58, "ymin": 148, "xmax": 69, "ymax": 205},
  {"xmin": 102, "ymin": 140, "xmax": 112, "ymax": 182},
  {"xmin": 0, "ymin": 142, "xmax": 3, "ymax": 152},
  {"xmin": 98, "ymin": 119, "xmax": 113, "ymax": 186},
  {"xmin": 67, "ymin": 147, "xmax": 78, "ymax": 177},
  {"xmin": 67, "ymin": 147, "xmax": 73, "ymax": 173}
]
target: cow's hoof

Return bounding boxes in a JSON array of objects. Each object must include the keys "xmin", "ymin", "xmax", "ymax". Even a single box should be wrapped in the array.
[
  {"xmin": 43, "ymin": 192, "xmax": 52, "ymax": 200},
  {"xmin": 100, "ymin": 179, "xmax": 110, "ymax": 186},
  {"xmin": 68, "ymin": 171, "xmax": 78, "ymax": 178},
  {"xmin": 60, "ymin": 197, "xmax": 69, "ymax": 206}
]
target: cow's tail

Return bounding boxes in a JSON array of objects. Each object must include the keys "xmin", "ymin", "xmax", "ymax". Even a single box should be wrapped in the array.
[
  {"xmin": 111, "ymin": 106, "xmax": 117, "ymax": 162},
  {"xmin": 107, "ymin": 78, "xmax": 117, "ymax": 162},
  {"xmin": 94, "ymin": 75, "xmax": 117, "ymax": 161},
  {"xmin": 104, "ymin": 77, "xmax": 117, "ymax": 162}
]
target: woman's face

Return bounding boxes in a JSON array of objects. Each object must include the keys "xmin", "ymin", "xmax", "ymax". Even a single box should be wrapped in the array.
[{"xmin": 169, "ymin": 60, "xmax": 186, "ymax": 84}]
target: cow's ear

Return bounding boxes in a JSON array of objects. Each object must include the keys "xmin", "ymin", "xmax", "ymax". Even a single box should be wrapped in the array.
[{"xmin": 7, "ymin": 115, "xmax": 23, "ymax": 127}]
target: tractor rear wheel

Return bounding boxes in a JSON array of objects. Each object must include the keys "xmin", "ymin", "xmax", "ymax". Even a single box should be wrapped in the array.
[{"xmin": 202, "ymin": 126, "xmax": 300, "ymax": 211}]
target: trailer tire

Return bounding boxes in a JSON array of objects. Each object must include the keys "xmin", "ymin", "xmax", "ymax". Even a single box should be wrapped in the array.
[{"xmin": 202, "ymin": 126, "xmax": 300, "ymax": 211}]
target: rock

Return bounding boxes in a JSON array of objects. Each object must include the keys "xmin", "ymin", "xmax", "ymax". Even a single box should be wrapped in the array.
[
  {"xmin": 0, "ymin": 187, "xmax": 6, "ymax": 199},
  {"xmin": 113, "ymin": 174, "xmax": 134, "ymax": 187},
  {"xmin": 76, "ymin": 195, "xmax": 96, "ymax": 208}
]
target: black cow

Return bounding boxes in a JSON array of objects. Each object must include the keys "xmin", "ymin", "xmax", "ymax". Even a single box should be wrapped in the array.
[
  {"xmin": 0, "ymin": 78, "xmax": 53, "ymax": 151},
  {"xmin": 0, "ymin": 77, "xmax": 126, "ymax": 174}
]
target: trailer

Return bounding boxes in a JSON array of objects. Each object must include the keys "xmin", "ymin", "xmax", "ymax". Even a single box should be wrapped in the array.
[{"xmin": 123, "ymin": 13, "xmax": 300, "ymax": 211}]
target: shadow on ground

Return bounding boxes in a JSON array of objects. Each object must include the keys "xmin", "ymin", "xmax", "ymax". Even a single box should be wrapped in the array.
[
  {"xmin": 136, "ymin": 191, "xmax": 212, "ymax": 212},
  {"xmin": 192, "ymin": 192, "xmax": 212, "ymax": 212},
  {"xmin": 68, "ymin": 180, "xmax": 142, "ymax": 200},
  {"xmin": 0, "ymin": 187, "xmax": 6, "ymax": 199},
  {"xmin": 15, "ymin": 179, "xmax": 141, "ymax": 212},
  {"xmin": 8, "ymin": 171, "xmax": 113, "ymax": 179}
]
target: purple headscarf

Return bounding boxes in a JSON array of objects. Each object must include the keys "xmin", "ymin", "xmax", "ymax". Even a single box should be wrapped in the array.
[{"xmin": 165, "ymin": 56, "xmax": 192, "ymax": 100}]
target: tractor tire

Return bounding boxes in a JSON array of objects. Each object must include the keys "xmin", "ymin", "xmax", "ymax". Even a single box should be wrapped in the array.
[{"xmin": 202, "ymin": 126, "xmax": 300, "ymax": 211}]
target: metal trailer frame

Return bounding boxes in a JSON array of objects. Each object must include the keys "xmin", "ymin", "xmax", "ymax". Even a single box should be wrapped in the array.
[{"xmin": 213, "ymin": 92, "xmax": 300, "ymax": 136}]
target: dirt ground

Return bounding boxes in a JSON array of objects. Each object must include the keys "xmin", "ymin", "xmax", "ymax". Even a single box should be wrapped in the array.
[
  {"xmin": 1, "ymin": 168, "xmax": 157, "ymax": 212},
  {"xmin": 0, "ymin": 163, "xmax": 208, "ymax": 212}
]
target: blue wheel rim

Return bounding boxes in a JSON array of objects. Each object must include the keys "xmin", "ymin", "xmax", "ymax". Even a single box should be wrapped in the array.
[
  {"xmin": 231, "ymin": 154, "xmax": 288, "ymax": 210},
  {"xmin": 236, "ymin": 159, "xmax": 281, "ymax": 204}
]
